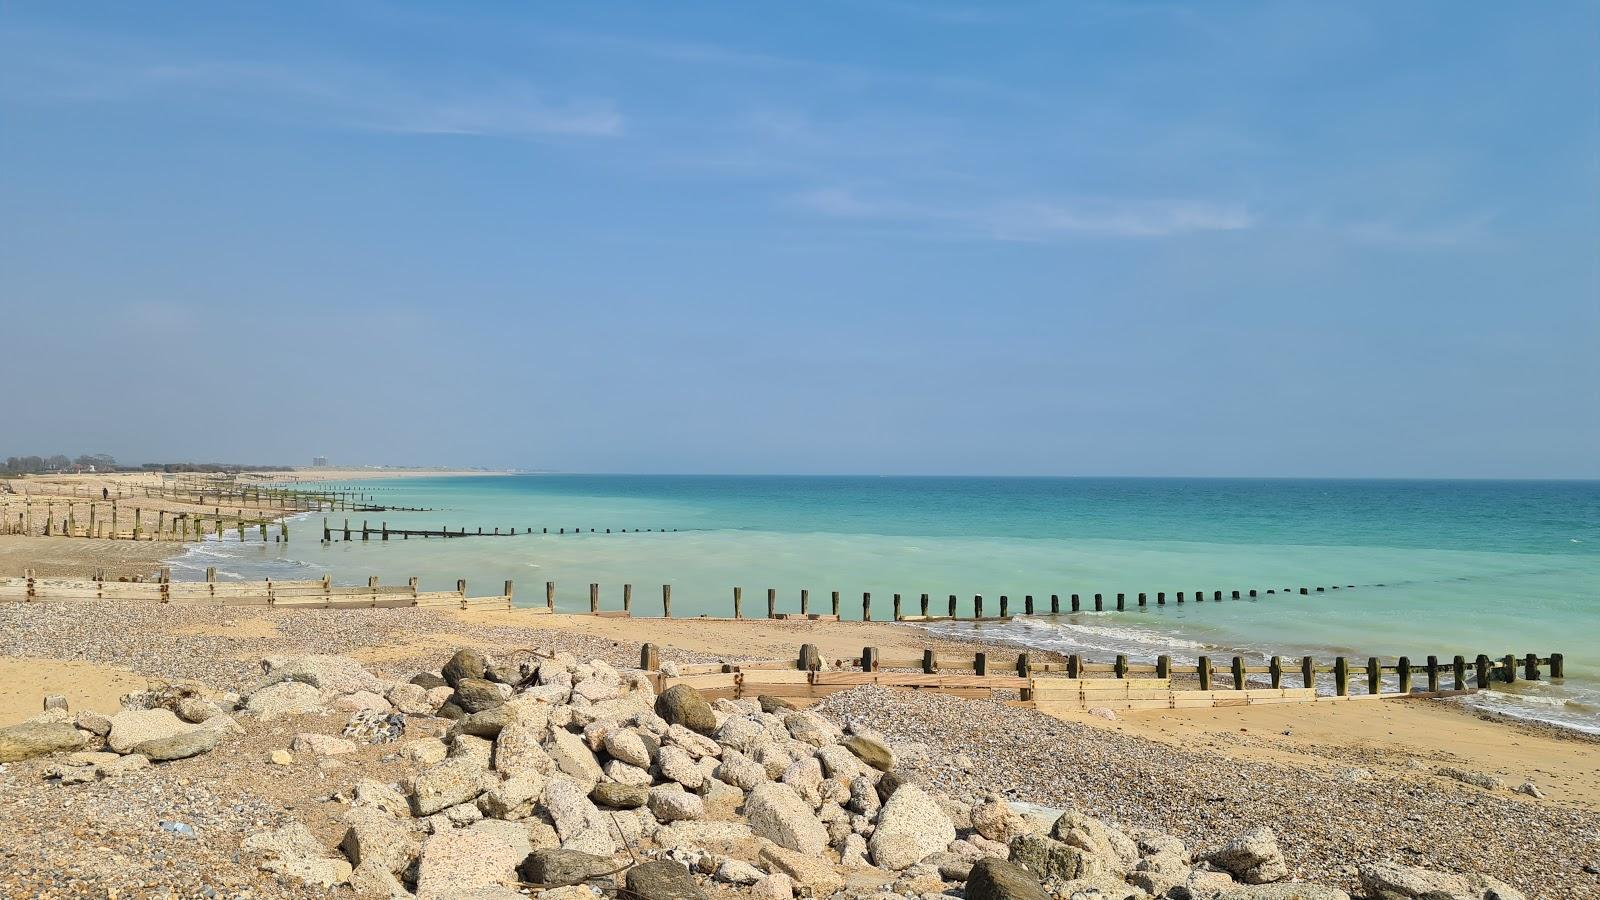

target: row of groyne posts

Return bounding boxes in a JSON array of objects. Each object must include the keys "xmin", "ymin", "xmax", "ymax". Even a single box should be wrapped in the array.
[
  {"xmin": 546, "ymin": 581, "xmax": 1384, "ymax": 620},
  {"xmin": 1, "ymin": 497, "xmax": 292, "ymax": 542},
  {"xmin": 320, "ymin": 518, "xmax": 680, "ymax": 542}
]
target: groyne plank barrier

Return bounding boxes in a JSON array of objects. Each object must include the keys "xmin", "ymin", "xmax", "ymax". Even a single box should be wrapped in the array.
[
  {"xmin": 0, "ymin": 498, "xmax": 291, "ymax": 543},
  {"xmin": 639, "ymin": 643, "xmax": 1562, "ymax": 710},
  {"xmin": 318, "ymin": 519, "xmax": 681, "ymax": 542},
  {"xmin": 0, "ymin": 571, "xmax": 524, "ymax": 612}
]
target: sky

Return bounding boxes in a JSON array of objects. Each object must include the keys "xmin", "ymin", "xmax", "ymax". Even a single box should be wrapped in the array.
[{"xmin": 1, "ymin": 1, "xmax": 1596, "ymax": 477}]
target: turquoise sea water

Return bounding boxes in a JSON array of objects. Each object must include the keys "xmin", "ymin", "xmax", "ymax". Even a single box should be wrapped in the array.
[{"xmin": 171, "ymin": 475, "xmax": 1600, "ymax": 732}]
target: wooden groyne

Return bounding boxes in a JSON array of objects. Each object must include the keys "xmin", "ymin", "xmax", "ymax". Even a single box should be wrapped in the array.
[
  {"xmin": 319, "ymin": 519, "xmax": 681, "ymax": 542},
  {"xmin": 1, "ymin": 498, "xmax": 290, "ymax": 542},
  {"xmin": 641, "ymin": 642, "xmax": 1564, "ymax": 709},
  {"xmin": 0, "ymin": 570, "xmax": 517, "ymax": 611}
]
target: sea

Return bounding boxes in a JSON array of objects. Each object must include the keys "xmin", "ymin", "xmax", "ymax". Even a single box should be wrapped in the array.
[{"xmin": 166, "ymin": 475, "xmax": 1600, "ymax": 733}]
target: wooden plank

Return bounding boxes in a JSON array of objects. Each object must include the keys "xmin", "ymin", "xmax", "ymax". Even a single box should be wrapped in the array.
[{"xmin": 733, "ymin": 670, "xmax": 814, "ymax": 685}]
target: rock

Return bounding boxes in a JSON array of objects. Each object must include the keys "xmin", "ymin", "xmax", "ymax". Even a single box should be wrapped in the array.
[
  {"xmin": 752, "ymin": 873, "xmax": 795, "ymax": 900},
  {"xmin": 973, "ymin": 795, "xmax": 1031, "ymax": 843},
  {"xmin": 107, "ymin": 708, "xmax": 193, "ymax": 754},
  {"xmin": 1204, "ymin": 826, "xmax": 1288, "ymax": 884},
  {"xmin": 259, "ymin": 654, "xmax": 388, "ymax": 696},
  {"xmin": 243, "ymin": 821, "xmax": 354, "ymax": 888},
  {"xmin": 98, "ymin": 753, "xmax": 150, "ymax": 777},
  {"xmin": 442, "ymin": 649, "xmax": 490, "ymax": 688},
  {"xmin": 354, "ymin": 779, "xmax": 411, "ymax": 816},
  {"xmin": 1358, "ymin": 863, "xmax": 1478, "ymax": 900},
  {"xmin": 450, "ymin": 704, "xmax": 519, "ymax": 739},
  {"xmin": 1087, "ymin": 707, "xmax": 1117, "ymax": 720},
  {"xmin": 784, "ymin": 712, "xmax": 842, "ymax": 747},
  {"xmin": 387, "ymin": 683, "xmax": 435, "ymax": 716},
  {"xmin": 133, "ymin": 728, "xmax": 220, "ymax": 761},
  {"xmin": 174, "ymin": 697, "xmax": 223, "ymax": 724},
  {"xmin": 745, "ymin": 782, "xmax": 829, "ymax": 854},
  {"xmin": 518, "ymin": 848, "xmax": 617, "ymax": 886},
  {"xmin": 874, "ymin": 770, "xmax": 906, "ymax": 803},
  {"xmin": 245, "ymin": 681, "xmax": 327, "ymax": 721},
  {"xmin": 1051, "ymin": 810, "xmax": 1137, "ymax": 874},
  {"xmin": 573, "ymin": 677, "xmax": 621, "ymax": 703},
  {"xmin": 0, "ymin": 721, "xmax": 88, "ymax": 762},
  {"xmin": 626, "ymin": 860, "xmax": 708, "ymax": 900},
  {"xmin": 1434, "ymin": 766, "xmax": 1501, "ymax": 791},
  {"xmin": 654, "ymin": 820, "xmax": 754, "ymax": 851},
  {"xmin": 592, "ymin": 782, "xmax": 649, "ymax": 809},
  {"xmin": 478, "ymin": 771, "xmax": 549, "ymax": 820},
  {"xmin": 334, "ymin": 691, "xmax": 392, "ymax": 714},
  {"xmin": 659, "ymin": 744, "xmax": 706, "ymax": 790},
  {"xmin": 411, "ymin": 672, "xmax": 448, "ymax": 689},
  {"xmin": 450, "ymin": 733, "xmax": 494, "ymax": 767},
  {"xmin": 716, "ymin": 749, "xmax": 770, "ymax": 790},
  {"xmin": 1515, "ymin": 781, "xmax": 1545, "ymax": 799},
  {"xmin": 604, "ymin": 728, "xmax": 653, "ymax": 768},
  {"xmin": 406, "ymin": 737, "xmax": 448, "ymax": 766},
  {"xmin": 544, "ymin": 774, "xmax": 617, "ymax": 855},
  {"xmin": 869, "ymin": 784, "xmax": 955, "ymax": 870},
  {"xmin": 760, "ymin": 841, "xmax": 846, "ymax": 894},
  {"xmin": 1183, "ymin": 868, "xmax": 1239, "ymax": 898},
  {"xmin": 967, "ymin": 857, "xmax": 1051, "ymax": 900},
  {"xmin": 716, "ymin": 858, "xmax": 766, "ymax": 885},
  {"xmin": 1009, "ymin": 834, "xmax": 1103, "ymax": 881},
  {"xmin": 656, "ymin": 685, "xmax": 718, "ymax": 735},
  {"xmin": 647, "ymin": 784, "xmax": 705, "ymax": 822},
  {"xmin": 75, "ymin": 711, "xmax": 112, "ymax": 736},
  {"xmin": 495, "ymin": 723, "xmax": 556, "ymax": 775},
  {"xmin": 1215, "ymin": 884, "xmax": 1351, "ymax": 900},
  {"xmin": 842, "ymin": 734, "xmax": 895, "ymax": 771},
  {"xmin": 469, "ymin": 818, "xmax": 535, "ymax": 858},
  {"xmin": 341, "ymin": 805, "xmax": 419, "ymax": 874},
  {"xmin": 348, "ymin": 860, "xmax": 412, "ymax": 898},
  {"xmin": 605, "ymin": 759, "xmax": 654, "ymax": 786},
  {"xmin": 292, "ymin": 733, "xmax": 357, "ymax": 756},
  {"xmin": 453, "ymin": 678, "xmax": 507, "ymax": 714},
  {"xmin": 410, "ymin": 757, "xmax": 492, "ymax": 816},
  {"xmin": 547, "ymin": 727, "xmax": 604, "ymax": 788},
  {"xmin": 414, "ymin": 827, "xmax": 522, "ymax": 900}
]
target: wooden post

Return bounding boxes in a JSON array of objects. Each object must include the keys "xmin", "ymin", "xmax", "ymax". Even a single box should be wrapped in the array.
[
  {"xmin": 590, "ymin": 583, "xmax": 599, "ymax": 614},
  {"xmin": 1453, "ymin": 655, "xmax": 1467, "ymax": 691},
  {"xmin": 893, "ymin": 593, "xmax": 903, "ymax": 620},
  {"xmin": 832, "ymin": 591, "xmax": 841, "ymax": 617},
  {"xmin": 1475, "ymin": 654, "xmax": 1490, "ymax": 689},
  {"xmin": 1269, "ymin": 656, "xmax": 1283, "ymax": 688},
  {"xmin": 1524, "ymin": 653, "xmax": 1539, "ymax": 681},
  {"xmin": 1426, "ymin": 655, "xmax": 1440, "ymax": 692},
  {"xmin": 1198, "ymin": 656, "xmax": 1212, "ymax": 690},
  {"xmin": 1176, "ymin": 591, "xmax": 1184, "ymax": 603},
  {"xmin": 1114, "ymin": 654, "xmax": 1128, "ymax": 679},
  {"xmin": 1071, "ymin": 593, "xmax": 1080, "ymax": 611},
  {"xmin": 640, "ymin": 643, "xmax": 660, "ymax": 670},
  {"xmin": 662, "ymin": 584, "xmax": 672, "ymax": 618},
  {"xmin": 922, "ymin": 650, "xmax": 937, "ymax": 674},
  {"xmin": 1094, "ymin": 593, "xmax": 1102, "ymax": 611},
  {"xmin": 1551, "ymin": 653, "xmax": 1565, "ymax": 679},
  {"xmin": 1398, "ymin": 656, "xmax": 1412, "ymax": 694},
  {"xmin": 862, "ymin": 592, "xmax": 871, "ymax": 621},
  {"xmin": 1230, "ymin": 657, "xmax": 1245, "ymax": 690},
  {"xmin": 998, "ymin": 595, "xmax": 1007, "ymax": 617},
  {"xmin": 948, "ymin": 594, "xmax": 957, "ymax": 617},
  {"xmin": 1137, "ymin": 592, "xmax": 1147, "ymax": 607},
  {"xmin": 504, "ymin": 580, "xmax": 515, "ymax": 607},
  {"xmin": 862, "ymin": 647, "xmax": 879, "ymax": 672},
  {"xmin": 1023, "ymin": 594, "xmax": 1034, "ymax": 615},
  {"xmin": 1367, "ymin": 657, "xmax": 1381, "ymax": 695},
  {"xmin": 205, "ymin": 566, "xmax": 216, "ymax": 582},
  {"xmin": 801, "ymin": 589, "xmax": 810, "ymax": 616},
  {"xmin": 1214, "ymin": 590, "xmax": 1222, "ymax": 601},
  {"xmin": 1116, "ymin": 592, "xmax": 1125, "ymax": 610},
  {"xmin": 973, "ymin": 595, "xmax": 983, "ymax": 618},
  {"xmin": 456, "ymin": 579, "xmax": 466, "ymax": 596},
  {"xmin": 1156, "ymin": 655, "xmax": 1171, "ymax": 679},
  {"xmin": 546, "ymin": 581, "xmax": 555, "ymax": 611},
  {"xmin": 768, "ymin": 588, "xmax": 777, "ymax": 619},
  {"xmin": 1051, "ymin": 594, "xmax": 1061, "ymax": 613},
  {"xmin": 1502, "ymin": 654, "xmax": 1516, "ymax": 684},
  {"xmin": 797, "ymin": 644, "xmax": 820, "ymax": 671},
  {"xmin": 1017, "ymin": 653, "xmax": 1032, "ymax": 701},
  {"xmin": 623, "ymin": 583, "xmax": 632, "ymax": 613},
  {"xmin": 973, "ymin": 651, "xmax": 987, "ymax": 676},
  {"xmin": 920, "ymin": 593, "xmax": 929, "ymax": 617},
  {"xmin": 1231, "ymin": 590, "xmax": 1240, "ymax": 599},
  {"xmin": 1250, "ymin": 589, "xmax": 1258, "ymax": 597},
  {"xmin": 1335, "ymin": 657, "xmax": 1349, "ymax": 696},
  {"xmin": 362, "ymin": 520, "xmax": 369, "ymax": 541},
  {"xmin": 382, "ymin": 521, "xmax": 389, "ymax": 540},
  {"xmin": 732, "ymin": 587, "xmax": 743, "ymax": 619},
  {"xmin": 1157, "ymin": 591, "xmax": 1165, "ymax": 606},
  {"xmin": 1066, "ymin": 654, "xmax": 1081, "ymax": 678}
]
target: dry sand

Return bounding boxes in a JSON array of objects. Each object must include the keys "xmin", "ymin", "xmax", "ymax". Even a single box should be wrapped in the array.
[{"xmin": 0, "ymin": 657, "xmax": 151, "ymax": 726}]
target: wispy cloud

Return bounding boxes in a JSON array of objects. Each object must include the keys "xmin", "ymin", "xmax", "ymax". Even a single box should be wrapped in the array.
[{"xmin": 791, "ymin": 186, "xmax": 1255, "ymax": 240}]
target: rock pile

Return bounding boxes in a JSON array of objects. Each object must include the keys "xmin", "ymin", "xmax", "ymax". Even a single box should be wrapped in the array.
[{"xmin": 0, "ymin": 683, "xmax": 240, "ymax": 779}]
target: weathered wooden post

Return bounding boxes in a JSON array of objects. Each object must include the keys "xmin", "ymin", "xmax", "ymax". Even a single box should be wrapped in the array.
[
  {"xmin": 1157, "ymin": 591, "xmax": 1165, "ymax": 606},
  {"xmin": 1051, "ymin": 594, "xmax": 1061, "ymax": 613},
  {"xmin": 590, "ymin": 583, "xmax": 600, "ymax": 614},
  {"xmin": 894, "ymin": 593, "xmax": 903, "ymax": 620},
  {"xmin": 1367, "ymin": 657, "xmax": 1381, "ymax": 695},
  {"xmin": 1231, "ymin": 590, "xmax": 1240, "ymax": 599},
  {"xmin": 343, "ymin": 518, "xmax": 351, "ymax": 541},
  {"xmin": 1116, "ymin": 592, "xmax": 1125, "ymax": 610},
  {"xmin": 1425, "ymin": 655, "xmax": 1440, "ymax": 692},
  {"xmin": 862, "ymin": 647, "xmax": 879, "ymax": 672},
  {"xmin": 768, "ymin": 588, "xmax": 777, "ymax": 619},
  {"xmin": 1269, "ymin": 656, "xmax": 1283, "ymax": 688},
  {"xmin": 1017, "ymin": 653, "xmax": 1033, "ymax": 700},
  {"xmin": 1214, "ymin": 590, "xmax": 1222, "ymax": 601},
  {"xmin": 1453, "ymin": 655, "xmax": 1467, "ymax": 690},
  {"xmin": 205, "ymin": 566, "xmax": 216, "ymax": 582},
  {"xmin": 504, "ymin": 580, "xmax": 515, "ymax": 607},
  {"xmin": 920, "ymin": 593, "xmax": 929, "ymax": 617},
  {"xmin": 1249, "ymin": 589, "xmax": 1258, "ymax": 597},
  {"xmin": 1231, "ymin": 657, "xmax": 1246, "ymax": 690},
  {"xmin": 1156, "ymin": 655, "xmax": 1171, "ymax": 679},
  {"xmin": 1024, "ymin": 594, "xmax": 1034, "ymax": 615},
  {"xmin": 1301, "ymin": 656, "xmax": 1315, "ymax": 690},
  {"xmin": 1299, "ymin": 587, "xmax": 1308, "ymax": 595},
  {"xmin": 973, "ymin": 652, "xmax": 988, "ymax": 676},
  {"xmin": 1066, "ymin": 654, "xmax": 1081, "ymax": 678},
  {"xmin": 1334, "ymin": 657, "xmax": 1349, "ymax": 696},
  {"xmin": 998, "ymin": 595, "xmax": 1007, "ymax": 617},
  {"xmin": 831, "ymin": 590, "xmax": 841, "ymax": 617},
  {"xmin": 546, "ymin": 581, "xmax": 555, "ymax": 612},
  {"xmin": 1524, "ymin": 653, "xmax": 1539, "ymax": 681},
  {"xmin": 797, "ymin": 644, "xmax": 821, "ymax": 671},
  {"xmin": 662, "ymin": 584, "xmax": 672, "ymax": 618},
  {"xmin": 1070, "ymin": 593, "xmax": 1080, "ymax": 612},
  {"xmin": 1176, "ymin": 591, "xmax": 1185, "ymax": 604},
  {"xmin": 1197, "ymin": 656, "xmax": 1212, "ymax": 690},
  {"xmin": 1094, "ymin": 593, "xmax": 1103, "ymax": 612},
  {"xmin": 623, "ymin": 584, "xmax": 632, "ymax": 613},
  {"xmin": 641, "ymin": 643, "xmax": 660, "ymax": 670},
  {"xmin": 862, "ymin": 592, "xmax": 872, "ymax": 621},
  {"xmin": 732, "ymin": 587, "xmax": 743, "ymax": 619},
  {"xmin": 1114, "ymin": 654, "xmax": 1128, "ymax": 679},
  {"xmin": 1502, "ymin": 654, "xmax": 1517, "ymax": 684},
  {"xmin": 973, "ymin": 595, "xmax": 983, "ymax": 618},
  {"xmin": 922, "ymin": 650, "xmax": 937, "ymax": 674},
  {"xmin": 362, "ymin": 520, "xmax": 370, "ymax": 541},
  {"xmin": 948, "ymin": 594, "xmax": 956, "ymax": 617},
  {"xmin": 1474, "ymin": 654, "xmax": 1491, "ymax": 688},
  {"xmin": 382, "ymin": 522, "xmax": 389, "ymax": 540},
  {"xmin": 1551, "ymin": 653, "xmax": 1565, "ymax": 679},
  {"xmin": 801, "ymin": 589, "xmax": 810, "ymax": 616},
  {"xmin": 1398, "ymin": 656, "xmax": 1412, "ymax": 694}
]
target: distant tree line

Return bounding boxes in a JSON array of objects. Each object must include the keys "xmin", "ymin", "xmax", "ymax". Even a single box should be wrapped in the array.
[
  {"xmin": 138, "ymin": 462, "xmax": 293, "ymax": 473},
  {"xmin": 3, "ymin": 453, "xmax": 119, "ymax": 474}
]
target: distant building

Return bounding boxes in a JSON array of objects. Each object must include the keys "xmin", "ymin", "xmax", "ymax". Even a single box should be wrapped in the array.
[{"xmin": 312, "ymin": 456, "xmax": 329, "ymax": 468}]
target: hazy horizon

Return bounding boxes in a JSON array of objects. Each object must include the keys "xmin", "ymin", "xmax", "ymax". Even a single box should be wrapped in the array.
[{"xmin": 3, "ymin": 2, "xmax": 1596, "ymax": 479}]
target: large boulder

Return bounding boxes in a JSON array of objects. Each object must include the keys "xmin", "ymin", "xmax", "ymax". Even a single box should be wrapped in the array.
[
  {"xmin": 0, "ymin": 721, "xmax": 88, "ymax": 762},
  {"xmin": 1216, "ymin": 885, "xmax": 1352, "ymax": 900},
  {"xmin": 1009, "ymin": 834, "xmax": 1105, "ymax": 882},
  {"xmin": 133, "ymin": 728, "xmax": 220, "ymax": 761},
  {"xmin": 245, "ymin": 681, "xmax": 328, "ymax": 721},
  {"xmin": 410, "ymin": 757, "xmax": 493, "ymax": 816},
  {"xmin": 1204, "ymin": 826, "xmax": 1288, "ymax": 885},
  {"xmin": 495, "ymin": 723, "xmax": 556, "ymax": 776},
  {"xmin": 107, "ymin": 708, "xmax": 194, "ymax": 754},
  {"xmin": 1050, "ymin": 810, "xmax": 1138, "ymax": 874},
  {"xmin": 841, "ymin": 734, "xmax": 894, "ymax": 771},
  {"xmin": 441, "ymin": 649, "xmax": 490, "ymax": 688},
  {"xmin": 543, "ymin": 774, "xmax": 617, "ymax": 856},
  {"xmin": 546, "ymin": 727, "xmax": 603, "ymax": 789},
  {"xmin": 243, "ymin": 821, "xmax": 354, "ymax": 888},
  {"xmin": 869, "ymin": 784, "xmax": 955, "ymax": 870},
  {"xmin": 655, "ymin": 685, "xmax": 717, "ymax": 735},
  {"xmin": 745, "ymin": 782, "xmax": 828, "ymax": 854},
  {"xmin": 966, "ymin": 857, "xmax": 1051, "ymax": 900},
  {"xmin": 647, "ymin": 784, "xmax": 705, "ymax": 822},
  {"xmin": 625, "ymin": 860, "xmax": 708, "ymax": 900},
  {"xmin": 413, "ymin": 828, "xmax": 522, "ymax": 900},
  {"xmin": 1357, "ymin": 863, "xmax": 1485, "ymax": 900},
  {"xmin": 518, "ymin": 848, "xmax": 616, "ymax": 887},
  {"xmin": 340, "ymin": 805, "xmax": 419, "ymax": 875},
  {"xmin": 758, "ymin": 842, "xmax": 846, "ymax": 895},
  {"xmin": 591, "ymin": 782, "xmax": 649, "ymax": 809},
  {"xmin": 478, "ymin": 771, "xmax": 549, "ymax": 820},
  {"xmin": 453, "ymin": 678, "xmax": 506, "ymax": 714},
  {"xmin": 258, "ymin": 654, "xmax": 388, "ymax": 696}
]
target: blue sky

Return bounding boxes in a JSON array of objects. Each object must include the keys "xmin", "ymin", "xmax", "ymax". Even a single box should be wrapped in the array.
[{"xmin": 1, "ymin": 1, "xmax": 1596, "ymax": 476}]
